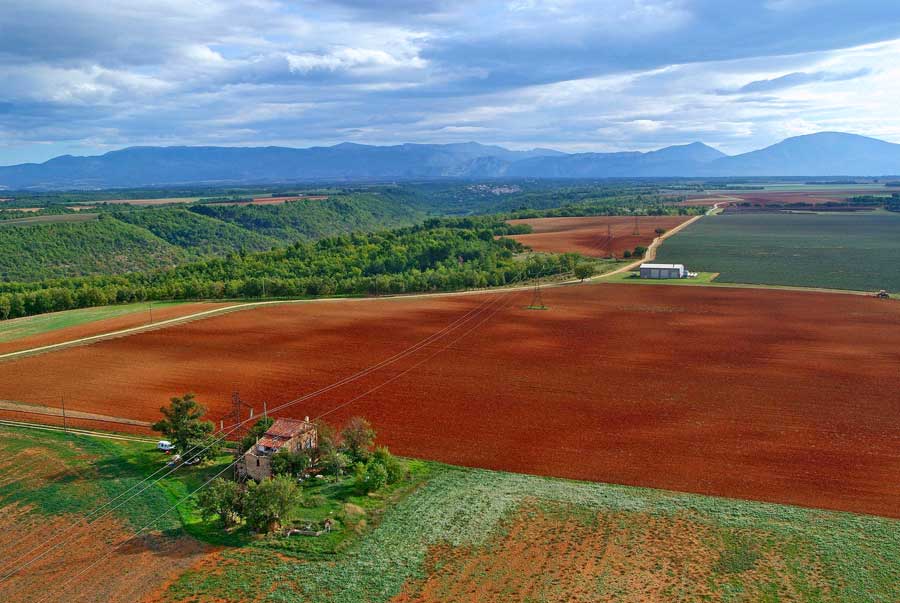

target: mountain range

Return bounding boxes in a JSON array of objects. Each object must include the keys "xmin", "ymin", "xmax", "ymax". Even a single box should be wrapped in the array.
[{"xmin": 2, "ymin": 132, "xmax": 900, "ymax": 189}]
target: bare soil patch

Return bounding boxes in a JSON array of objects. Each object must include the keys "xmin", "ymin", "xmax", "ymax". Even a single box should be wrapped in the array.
[
  {"xmin": 392, "ymin": 502, "xmax": 829, "ymax": 603},
  {"xmin": 506, "ymin": 216, "xmax": 691, "ymax": 257}
]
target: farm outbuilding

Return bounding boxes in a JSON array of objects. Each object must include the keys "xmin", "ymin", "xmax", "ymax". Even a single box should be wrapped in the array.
[
  {"xmin": 639, "ymin": 263, "xmax": 688, "ymax": 279},
  {"xmin": 238, "ymin": 417, "xmax": 317, "ymax": 481}
]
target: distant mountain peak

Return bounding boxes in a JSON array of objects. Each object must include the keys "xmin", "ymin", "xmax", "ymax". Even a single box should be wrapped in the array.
[{"xmin": 2, "ymin": 132, "xmax": 899, "ymax": 188}]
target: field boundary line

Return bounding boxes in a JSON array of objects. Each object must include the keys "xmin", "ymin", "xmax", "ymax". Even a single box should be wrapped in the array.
[
  {"xmin": 0, "ymin": 419, "xmax": 155, "ymax": 443},
  {"xmin": 0, "ymin": 399, "xmax": 150, "ymax": 427},
  {"xmin": 590, "ymin": 204, "xmax": 720, "ymax": 280}
]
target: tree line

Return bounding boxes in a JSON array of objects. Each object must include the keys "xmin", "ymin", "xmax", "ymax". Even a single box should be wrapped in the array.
[{"xmin": 0, "ymin": 217, "xmax": 578, "ymax": 320}]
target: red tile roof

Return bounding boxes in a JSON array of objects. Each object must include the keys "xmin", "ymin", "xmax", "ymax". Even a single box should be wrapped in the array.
[{"xmin": 257, "ymin": 418, "xmax": 313, "ymax": 450}]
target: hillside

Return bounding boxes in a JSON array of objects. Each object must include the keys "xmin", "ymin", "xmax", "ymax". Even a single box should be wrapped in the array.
[
  {"xmin": 4, "ymin": 132, "xmax": 900, "ymax": 187},
  {"xmin": 191, "ymin": 194, "xmax": 422, "ymax": 240},
  {"xmin": 112, "ymin": 208, "xmax": 279, "ymax": 256},
  {"xmin": 0, "ymin": 194, "xmax": 423, "ymax": 282},
  {"xmin": 0, "ymin": 216, "xmax": 184, "ymax": 281}
]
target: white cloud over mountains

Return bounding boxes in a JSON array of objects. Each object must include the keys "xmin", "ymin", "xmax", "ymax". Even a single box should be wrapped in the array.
[{"xmin": 2, "ymin": 0, "xmax": 900, "ymax": 163}]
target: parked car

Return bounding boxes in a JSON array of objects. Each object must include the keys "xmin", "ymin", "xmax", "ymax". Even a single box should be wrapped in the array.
[{"xmin": 157, "ymin": 440, "xmax": 175, "ymax": 452}]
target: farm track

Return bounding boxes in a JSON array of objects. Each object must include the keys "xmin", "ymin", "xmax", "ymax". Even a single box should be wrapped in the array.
[
  {"xmin": 0, "ymin": 208, "xmax": 719, "ymax": 362},
  {"xmin": 0, "ymin": 419, "xmax": 155, "ymax": 442}
]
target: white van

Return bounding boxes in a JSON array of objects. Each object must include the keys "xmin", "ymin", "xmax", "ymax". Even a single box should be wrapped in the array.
[{"xmin": 157, "ymin": 440, "xmax": 175, "ymax": 452}]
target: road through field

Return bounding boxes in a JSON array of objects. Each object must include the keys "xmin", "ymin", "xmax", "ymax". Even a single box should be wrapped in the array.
[{"xmin": 0, "ymin": 207, "xmax": 721, "ymax": 362}]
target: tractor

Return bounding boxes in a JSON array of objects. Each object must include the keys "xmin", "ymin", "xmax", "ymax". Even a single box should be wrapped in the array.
[{"xmin": 875, "ymin": 290, "xmax": 890, "ymax": 299}]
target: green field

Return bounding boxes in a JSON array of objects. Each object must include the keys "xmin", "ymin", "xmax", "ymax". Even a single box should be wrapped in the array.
[
  {"xmin": 655, "ymin": 211, "xmax": 900, "ymax": 292},
  {"xmin": 0, "ymin": 301, "xmax": 184, "ymax": 343},
  {"xmin": 1, "ymin": 425, "xmax": 897, "ymax": 603}
]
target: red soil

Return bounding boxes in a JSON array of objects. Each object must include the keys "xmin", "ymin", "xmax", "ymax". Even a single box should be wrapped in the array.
[
  {"xmin": 0, "ymin": 444, "xmax": 206, "ymax": 603},
  {"xmin": 1, "ymin": 285, "xmax": 899, "ymax": 518},
  {"xmin": 0, "ymin": 302, "xmax": 232, "ymax": 355},
  {"xmin": 681, "ymin": 189, "xmax": 882, "ymax": 207},
  {"xmin": 506, "ymin": 216, "xmax": 691, "ymax": 258}
]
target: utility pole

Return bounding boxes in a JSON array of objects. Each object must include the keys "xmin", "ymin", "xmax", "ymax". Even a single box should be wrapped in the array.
[
  {"xmin": 61, "ymin": 396, "xmax": 68, "ymax": 434},
  {"xmin": 148, "ymin": 302, "xmax": 154, "ymax": 325}
]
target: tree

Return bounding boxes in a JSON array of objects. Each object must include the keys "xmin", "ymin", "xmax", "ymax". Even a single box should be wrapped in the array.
[
  {"xmin": 0, "ymin": 295, "xmax": 10, "ymax": 320},
  {"xmin": 654, "ymin": 228, "xmax": 667, "ymax": 236},
  {"xmin": 574, "ymin": 263, "xmax": 594, "ymax": 282},
  {"xmin": 243, "ymin": 475, "xmax": 298, "ymax": 532},
  {"xmin": 623, "ymin": 250, "xmax": 632, "ymax": 259},
  {"xmin": 372, "ymin": 446, "xmax": 403, "ymax": 484},
  {"xmin": 239, "ymin": 416, "xmax": 274, "ymax": 454},
  {"xmin": 197, "ymin": 478, "xmax": 244, "ymax": 528},
  {"xmin": 341, "ymin": 416, "xmax": 376, "ymax": 462},
  {"xmin": 354, "ymin": 460, "xmax": 388, "ymax": 494},
  {"xmin": 314, "ymin": 419, "xmax": 339, "ymax": 456},
  {"xmin": 321, "ymin": 450, "xmax": 351, "ymax": 476},
  {"xmin": 633, "ymin": 246, "xmax": 647, "ymax": 257},
  {"xmin": 271, "ymin": 449, "xmax": 310, "ymax": 477},
  {"xmin": 151, "ymin": 393, "xmax": 215, "ymax": 459}
]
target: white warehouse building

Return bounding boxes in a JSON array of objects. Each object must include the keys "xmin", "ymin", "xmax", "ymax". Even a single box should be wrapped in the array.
[{"xmin": 639, "ymin": 263, "xmax": 688, "ymax": 279}]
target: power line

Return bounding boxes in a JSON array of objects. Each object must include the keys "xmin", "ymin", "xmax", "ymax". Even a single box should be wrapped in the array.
[
  {"xmin": 0, "ymin": 293, "xmax": 503, "ymax": 584},
  {"xmin": 31, "ymin": 290, "xmax": 517, "ymax": 603}
]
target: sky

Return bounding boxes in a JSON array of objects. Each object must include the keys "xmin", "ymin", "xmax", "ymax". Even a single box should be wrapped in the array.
[{"xmin": 3, "ymin": 0, "xmax": 900, "ymax": 165}]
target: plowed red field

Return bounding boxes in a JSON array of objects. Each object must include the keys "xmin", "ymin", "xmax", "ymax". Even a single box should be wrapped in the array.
[
  {"xmin": 0, "ymin": 302, "xmax": 231, "ymax": 355},
  {"xmin": 506, "ymin": 216, "xmax": 691, "ymax": 257},
  {"xmin": 1, "ymin": 284, "xmax": 899, "ymax": 518}
]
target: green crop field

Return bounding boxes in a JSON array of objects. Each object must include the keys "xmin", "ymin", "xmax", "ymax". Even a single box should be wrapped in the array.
[
  {"xmin": 655, "ymin": 211, "xmax": 900, "ymax": 292},
  {"xmin": 0, "ymin": 301, "xmax": 185, "ymax": 343},
  {"xmin": 2, "ymin": 424, "xmax": 897, "ymax": 603}
]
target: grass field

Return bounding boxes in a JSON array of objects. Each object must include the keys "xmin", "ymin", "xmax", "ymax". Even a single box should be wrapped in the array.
[
  {"xmin": 0, "ymin": 301, "xmax": 185, "ymax": 343},
  {"xmin": 655, "ymin": 211, "xmax": 900, "ymax": 292},
  {"xmin": 2, "ymin": 425, "xmax": 896, "ymax": 602}
]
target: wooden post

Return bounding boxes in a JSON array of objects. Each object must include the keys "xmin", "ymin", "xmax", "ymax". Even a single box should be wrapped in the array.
[
  {"xmin": 148, "ymin": 302, "xmax": 153, "ymax": 324},
  {"xmin": 61, "ymin": 396, "xmax": 68, "ymax": 434},
  {"xmin": 263, "ymin": 401, "xmax": 267, "ymax": 419}
]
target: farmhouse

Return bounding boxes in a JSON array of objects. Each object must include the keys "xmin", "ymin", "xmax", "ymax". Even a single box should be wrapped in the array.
[
  {"xmin": 639, "ymin": 263, "xmax": 689, "ymax": 279},
  {"xmin": 238, "ymin": 417, "xmax": 317, "ymax": 481}
]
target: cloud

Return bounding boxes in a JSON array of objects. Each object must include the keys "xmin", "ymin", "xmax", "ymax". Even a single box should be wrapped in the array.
[
  {"xmin": 2, "ymin": 0, "xmax": 900, "ymax": 164},
  {"xmin": 728, "ymin": 68, "xmax": 872, "ymax": 94}
]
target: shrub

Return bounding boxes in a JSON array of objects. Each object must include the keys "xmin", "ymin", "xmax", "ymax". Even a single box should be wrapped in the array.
[
  {"xmin": 321, "ymin": 450, "xmax": 351, "ymax": 476},
  {"xmin": 341, "ymin": 416, "xmax": 376, "ymax": 462},
  {"xmin": 244, "ymin": 475, "xmax": 299, "ymax": 532},
  {"xmin": 196, "ymin": 478, "xmax": 244, "ymax": 528},
  {"xmin": 355, "ymin": 461, "xmax": 388, "ymax": 494},
  {"xmin": 372, "ymin": 447, "xmax": 403, "ymax": 484},
  {"xmin": 271, "ymin": 450, "xmax": 311, "ymax": 477}
]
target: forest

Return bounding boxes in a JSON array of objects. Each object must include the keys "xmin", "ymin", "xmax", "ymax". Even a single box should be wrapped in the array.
[
  {"xmin": 0, "ymin": 181, "xmax": 696, "ymax": 319},
  {"xmin": 0, "ymin": 218, "xmax": 582, "ymax": 320},
  {"xmin": 0, "ymin": 194, "xmax": 422, "ymax": 282}
]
